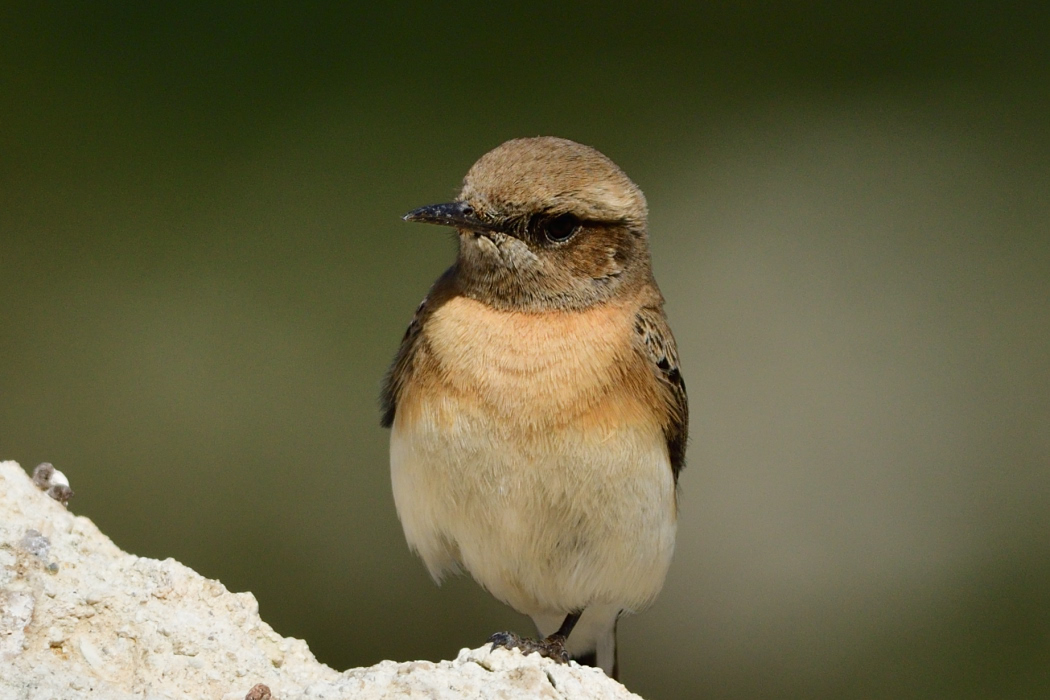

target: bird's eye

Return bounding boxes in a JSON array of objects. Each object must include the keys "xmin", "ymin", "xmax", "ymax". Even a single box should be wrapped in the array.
[{"xmin": 543, "ymin": 213, "xmax": 580, "ymax": 243}]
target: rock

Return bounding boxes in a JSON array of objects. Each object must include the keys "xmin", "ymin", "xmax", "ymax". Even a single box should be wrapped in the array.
[{"xmin": 0, "ymin": 461, "xmax": 643, "ymax": 699}]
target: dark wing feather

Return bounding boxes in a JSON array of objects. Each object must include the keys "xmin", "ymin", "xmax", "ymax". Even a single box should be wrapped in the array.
[
  {"xmin": 634, "ymin": 304, "xmax": 689, "ymax": 483},
  {"xmin": 380, "ymin": 267, "xmax": 456, "ymax": 428},
  {"xmin": 380, "ymin": 302, "xmax": 425, "ymax": 428}
]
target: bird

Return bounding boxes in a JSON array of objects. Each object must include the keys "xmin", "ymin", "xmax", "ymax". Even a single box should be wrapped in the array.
[{"xmin": 381, "ymin": 136, "xmax": 687, "ymax": 679}]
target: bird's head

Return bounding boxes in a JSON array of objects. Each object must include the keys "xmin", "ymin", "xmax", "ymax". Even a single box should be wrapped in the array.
[{"xmin": 404, "ymin": 137, "xmax": 653, "ymax": 311}]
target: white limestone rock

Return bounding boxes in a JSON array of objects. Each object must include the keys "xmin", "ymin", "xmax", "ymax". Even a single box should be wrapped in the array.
[{"xmin": 0, "ymin": 461, "xmax": 642, "ymax": 699}]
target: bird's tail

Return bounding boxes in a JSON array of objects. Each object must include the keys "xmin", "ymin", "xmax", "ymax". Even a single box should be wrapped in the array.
[{"xmin": 573, "ymin": 617, "xmax": 619, "ymax": 680}]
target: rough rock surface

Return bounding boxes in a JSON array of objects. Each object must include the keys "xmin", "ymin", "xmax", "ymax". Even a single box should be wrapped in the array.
[{"xmin": 0, "ymin": 461, "xmax": 642, "ymax": 699}]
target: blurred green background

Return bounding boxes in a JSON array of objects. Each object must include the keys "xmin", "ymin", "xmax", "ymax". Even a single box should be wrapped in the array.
[{"xmin": 3, "ymin": 3, "xmax": 1049, "ymax": 698}]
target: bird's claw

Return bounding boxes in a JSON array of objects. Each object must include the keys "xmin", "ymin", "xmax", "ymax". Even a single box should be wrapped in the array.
[{"xmin": 488, "ymin": 630, "xmax": 570, "ymax": 664}]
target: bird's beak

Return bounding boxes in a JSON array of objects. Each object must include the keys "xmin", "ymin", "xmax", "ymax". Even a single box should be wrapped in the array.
[{"xmin": 402, "ymin": 201, "xmax": 494, "ymax": 234}]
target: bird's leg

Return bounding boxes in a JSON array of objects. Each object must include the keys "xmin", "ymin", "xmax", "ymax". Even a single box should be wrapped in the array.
[{"xmin": 488, "ymin": 611, "xmax": 582, "ymax": 664}]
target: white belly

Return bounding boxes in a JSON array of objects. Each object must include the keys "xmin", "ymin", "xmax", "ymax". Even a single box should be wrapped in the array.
[{"xmin": 390, "ymin": 399, "xmax": 677, "ymax": 618}]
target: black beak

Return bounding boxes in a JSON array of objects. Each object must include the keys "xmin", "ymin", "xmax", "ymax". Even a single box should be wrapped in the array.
[{"xmin": 402, "ymin": 201, "xmax": 494, "ymax": 233}]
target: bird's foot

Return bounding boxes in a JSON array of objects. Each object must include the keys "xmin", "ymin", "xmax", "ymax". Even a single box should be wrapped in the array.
[{"xmin": 488, "ymin": 630, "xmax": 570, "ymax": 664}]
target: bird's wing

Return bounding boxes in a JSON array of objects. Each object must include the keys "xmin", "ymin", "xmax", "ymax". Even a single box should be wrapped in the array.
[
  {"xmin": 634, "ymin": 304, "xmax": 688, "ymax": 483},
  {"xmin": 380, "ymin": 267, "xmax": 456, "ymax": 428}
]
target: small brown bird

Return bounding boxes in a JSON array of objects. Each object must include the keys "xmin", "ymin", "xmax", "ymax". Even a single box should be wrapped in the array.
[{"xmin": 381, "ymin": 136, "xmax": 687, "ymax": 678}]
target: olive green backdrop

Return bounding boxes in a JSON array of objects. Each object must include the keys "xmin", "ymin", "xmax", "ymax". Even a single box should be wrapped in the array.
[{"xmin": 3, "ymin": 3, "xmax": 1049, "ymax": 698}]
